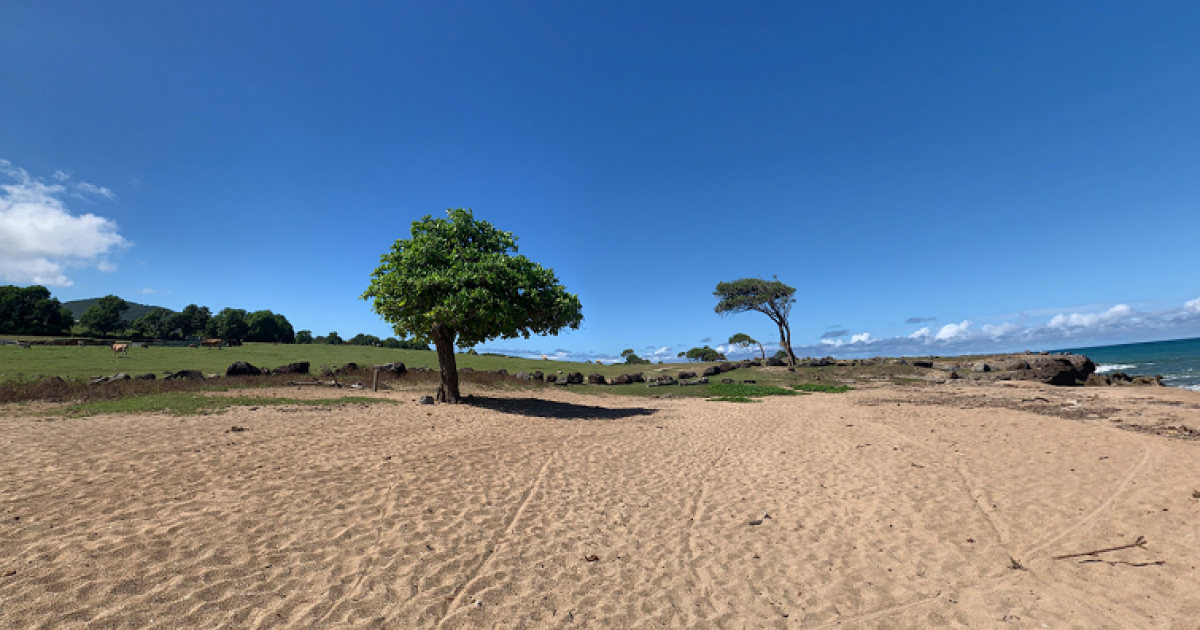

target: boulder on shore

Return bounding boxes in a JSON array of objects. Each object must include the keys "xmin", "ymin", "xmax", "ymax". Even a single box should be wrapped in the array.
[
  {"xmin": 702, "ymin": 366, "xmax": 721, "ymax": 377},
  {"xmin": 587, "ymin": 373, "xmax": 607, "ymax": 384},
  {"xmin": 566, "ymin": 372, "xmax": 584, "ymax": 384},
  {"xmin": 766, "ymin": 357, "xmax": 785, "ymax": 367},
  {"xmin": 612, "ymin": 374, "xmax": 633, "ymax": 385},
  {"xmin": 678, "ymin": 371, "xmax": 697, "ymax": 379}
]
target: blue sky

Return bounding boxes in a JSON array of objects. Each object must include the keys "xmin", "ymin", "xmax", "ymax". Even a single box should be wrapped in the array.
[{"xmin": 3, "ymin": 1, "xmax": 1199, "ymax": 362}]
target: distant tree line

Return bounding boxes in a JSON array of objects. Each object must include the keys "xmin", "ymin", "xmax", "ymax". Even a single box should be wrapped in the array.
[
  {"xmin": 293, "ymin": 330, "xmax": 429, "ymax": 350},
  {"xmin": 0, "ymin": 286, "xmax": 298, "ymax": 343}
]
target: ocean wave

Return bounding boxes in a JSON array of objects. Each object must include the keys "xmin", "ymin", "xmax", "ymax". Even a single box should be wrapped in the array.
[{"xmin": 1096, "ymin": 364, "xmax": 1137, "ymax": 373}]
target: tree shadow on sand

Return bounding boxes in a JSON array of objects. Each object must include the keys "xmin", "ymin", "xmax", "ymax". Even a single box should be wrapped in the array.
[{"xmin": 465, "ymin": 396, "xmax": 657, "ymax": 421}]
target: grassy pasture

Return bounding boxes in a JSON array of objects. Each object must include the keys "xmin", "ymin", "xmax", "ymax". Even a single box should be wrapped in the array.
[{"xmin": 0, "ymin": 341, "xmax": 896, "ymax": 409}]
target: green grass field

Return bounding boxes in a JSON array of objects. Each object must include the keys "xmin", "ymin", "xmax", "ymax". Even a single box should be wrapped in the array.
[{"xmin": 0, "ymin": 341, "xmax": 890, "ymax": 405}]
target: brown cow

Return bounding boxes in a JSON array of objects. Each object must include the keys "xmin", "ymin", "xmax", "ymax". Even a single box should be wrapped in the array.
[
  {"xmin": 201, "ymin": 339, "xmax": 223, "ymax": 349},
  {"xmin": 111, "ymin": 343, "xmax": 129, "ymax": 357}
]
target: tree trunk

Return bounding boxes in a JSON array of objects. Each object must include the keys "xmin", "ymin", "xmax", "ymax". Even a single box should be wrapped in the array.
[
  {"xmin": 756, "ymin": 342, "xmax": 766, "ymax": 361},
  {"xmin": 431, "ymin": 326, "xmax": 461, "ymax": 403},
  {"xmin": 782, "ymin": 320, "xmax": 796, "ymax": 371},
  {"xmin": 776, "ymin": 321, "xmax": 796, "ymax": 371}
]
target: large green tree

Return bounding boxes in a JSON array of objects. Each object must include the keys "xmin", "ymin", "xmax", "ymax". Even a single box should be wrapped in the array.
[
  {"xmin": 79, "ymin": 295, "xmax": 130, "ymax": 336},
  {"xmin": 169, "ymin": 304, "xmax": 211, "ymax": 339},
  {"xmin": 131, "ymin": 307, "xmax": 175, "ymax": 339},
  {"xmin": 363, "ymin": 208, "xmax": 583, "ymax": 402},
  {"xmin": 206, "ymin": 308, "xmax": 249, "ymax": 340},
  {"xmin": 0, "ymin": 285, "xmax": 74, "ymax": 335},
  {"xmin": 714, "ymin": 277, "xmax": 797, "ymax": 370}
]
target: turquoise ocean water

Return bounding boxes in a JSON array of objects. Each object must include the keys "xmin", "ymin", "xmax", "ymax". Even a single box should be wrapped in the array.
[{"xmin": 1060, "ymin": 337, "xmax": 1200, "ymax": 392}]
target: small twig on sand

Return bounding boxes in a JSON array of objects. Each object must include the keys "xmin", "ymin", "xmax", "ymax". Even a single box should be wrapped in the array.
[{"xmin": 1053, "ymin": 536, "xmax": 1147, "ymax": 560}]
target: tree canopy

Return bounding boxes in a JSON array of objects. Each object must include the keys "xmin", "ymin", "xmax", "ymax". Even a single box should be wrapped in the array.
[
  {"xmin": 362, "ymin": 208, "xmax": 582, "ymax": 402},
  {"xmin": 620, "ymin": 348, "xmax": 651, "ymax": 365},
  {"xmin": 728, "ymin": 332, "xmax": 766, "ymax": 360},
  {"xmin": 678, "ymin": 345, "xmax": 726, "ymax": 362},
  {"xmin": 714, "ymin": 277, "xmax": 797, "ymax": 369},
  {"xmin": 79, "ymin": 295, "xmax": 130, "ymax": 336},
  {"xmin": 0, "ymin": 285, "xmax": 74, "ymax": 335}
]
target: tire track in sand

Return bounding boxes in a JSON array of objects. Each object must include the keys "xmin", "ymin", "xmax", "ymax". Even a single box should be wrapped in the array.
[
  {"xmin": 1020, "ymin": 442, "xmax": 1154, "ymax": 561},
  {"xmin": 435, "ymin": 448, "xmax": 558, "ymax": 628}
]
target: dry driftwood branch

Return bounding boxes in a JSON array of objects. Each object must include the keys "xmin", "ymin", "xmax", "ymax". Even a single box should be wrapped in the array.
[{"xmin": 1053, "ymin": 536, "xmax": 1147, "ymax": 560}]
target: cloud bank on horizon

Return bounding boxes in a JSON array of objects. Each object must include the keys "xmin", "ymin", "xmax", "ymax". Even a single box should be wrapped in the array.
[
  {"xmin": 478, "ymin": 299, "xmax": 1200, "ymax": 364},
  {"xmin": 0, "ymin": 160, "xmax": 127, "ymax": 287}
]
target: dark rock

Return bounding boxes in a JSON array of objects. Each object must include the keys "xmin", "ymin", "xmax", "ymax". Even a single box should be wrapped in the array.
[
  {"xmin": 374, "ymin": 362, "xmax": 406, "ymax": 375},
  {"xmin": 418, "ymin": 395, "xmax": 435, "ymax": 405},
  {"xmin": 531, "ymin": 371, "xmax": 544, "ymax": 381},
  {"xmin": 492, "ymin": 369, "xmax": 508, "ymax": 376},
  {"xmin": 630, "ymin": 373, "xmax": 645, "ymax": 382},
  {"xmin": 741, "ymin": 379, "xmax": 757, "ymax": 384},
  {"xmin": 135, "ymin": 373, "xmax": 156, "ymax": 380},
  {"xmin": 164, "ymin": 370, "xmax": 205, "ymax": 381},
  {"xmin": 721, "ymin": 378, "xmax": 735, "ymax": 384},
  {"xmin": 702, "ymin": 366, "xmax": 721, "ymax": 377},
  {"xmin": 948, "ymin": 371, "xmax": 962, "ymax": 380},
  {"xmin": 1087, "ymin": 371, "xmax": 1164, "ymax": 387},
  {"xmin": 273, "ymin": 362, "xmax": 310, "ymax": 375},
  {"xmin": 226, "ymin": 361, "xmax": 264, "ymax": 377},
  {"xmin": 334, "ymin": 362, "xmax": 360, "ymax": 375},
  {"xmin": 912, "ymin": 361, "xmax": 934, "ymax": 368},
  {"xmin": 678, "ymin": 371, "xmax": 697, "ymax": 379},
  {"xmin": 545, "ymin": 374, "xmax": 557, "ymax": 383},
  {"xmin": 654, "ymin": 375, "xmax": 677, "ymax": 386},
  {"xmin": 766, "ymin": 357, "xmax": 785, "ymax": 367},
  {"xmin": 720, "ymin": 362, "xmax": 734, "ymax": 372},
  {"xmin": 515, "ymin": 372, "xmax": 531, "ymax": 380},
  {"xmin": 612, "ymin": 374, "xmax": 633, "ymax": 385},
  {"xmin": 971, "ymin": 362, "xmax": 991, "ymax": 373},
  {"xmin": 566, "ymin": 372, "xmax": 584, "ymax": 384},
  {"xmin": 1021, "ymin": 354, "xmax": 1096, "ymax": 386},
  {"xmin": 587, "ymin": 373, "xmax": 607, "ymax": 384},
  {"xmin": 460, "ymin": 367, "xmax": 475, "ymax": 373}
]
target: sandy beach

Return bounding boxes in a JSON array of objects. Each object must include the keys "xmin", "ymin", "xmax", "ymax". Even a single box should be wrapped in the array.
[{"xmin": 2, "ymin": 381, "xmax": 1198, "ymax": 628}]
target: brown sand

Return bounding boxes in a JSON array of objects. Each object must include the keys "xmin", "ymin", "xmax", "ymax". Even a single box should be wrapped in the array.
[{"xmin": 1, "ymin": 382, "xmax": 1198, "ymax": 628}]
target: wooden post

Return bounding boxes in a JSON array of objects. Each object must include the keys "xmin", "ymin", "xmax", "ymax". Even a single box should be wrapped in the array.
[{"xmin": 372, "ymin": 369, "xmax": 379, "ymax": 392}]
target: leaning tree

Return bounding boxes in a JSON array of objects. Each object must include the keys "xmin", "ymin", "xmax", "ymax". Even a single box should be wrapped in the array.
[
  {"xmin": 714, "ymin": 277, "xmax": 797, "ymax": 370},
  {"xmin": 362, "ymin": 208, "xmax": 583, "ymax": 403}
]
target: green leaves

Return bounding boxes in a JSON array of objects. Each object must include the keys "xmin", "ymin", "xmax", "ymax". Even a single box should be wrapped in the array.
[
  {"xmin": 362, "ymin": 208, "xmax": 583, "ymax": 348},
  {"xmin": 713, "ymin": 277, "xmax": 796, "ymax": 320}
]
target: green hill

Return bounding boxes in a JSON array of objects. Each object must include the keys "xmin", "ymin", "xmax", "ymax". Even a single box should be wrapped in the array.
[{"xmin": 62, "ymin": 298, "xmax": 173, "ymax": 324}]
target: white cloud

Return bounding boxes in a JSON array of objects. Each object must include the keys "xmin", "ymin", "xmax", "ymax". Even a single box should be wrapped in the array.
[
  {"xmin": 908, "ymin": 327, "xmax": 930, "ymax": 340},
  {"xmin": 935, "ymin": 320, "xmax": 972, "ymax": 341},
  {"xmin": 1048, "ymin": 304, "xmax": 1133, "ymax": 329},
  {"xmin": 850, "ymin": 332, "xmax": 872, "ymax": 344},
  {"xmin": 141, "ymin": 287, "xmax": 155, "ymax": 294},
  {"xmin": 1184, "ymin": 297, "xmax": 1200, "ymax": 315},
  {"xmin": 0, "ymin": 159, "xmax": 128, "ymax": 286}
]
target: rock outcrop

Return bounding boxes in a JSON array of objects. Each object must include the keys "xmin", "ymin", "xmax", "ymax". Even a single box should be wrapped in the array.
[{"xmin": 226, "ymin": 361, "xmax": 265, "ymax": 377}]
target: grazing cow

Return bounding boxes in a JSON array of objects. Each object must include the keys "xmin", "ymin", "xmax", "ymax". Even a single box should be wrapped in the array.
[
  {"xmin": 111, "ymin": 343, "xmax": 129, "ymax": 357},
  {"xmin": 542, "ymin": 354, "xmax": 548, "ymax": 361},
  {"xmin": 201, "ymin": 339, "xmax": 224, "ymax": 349}
]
